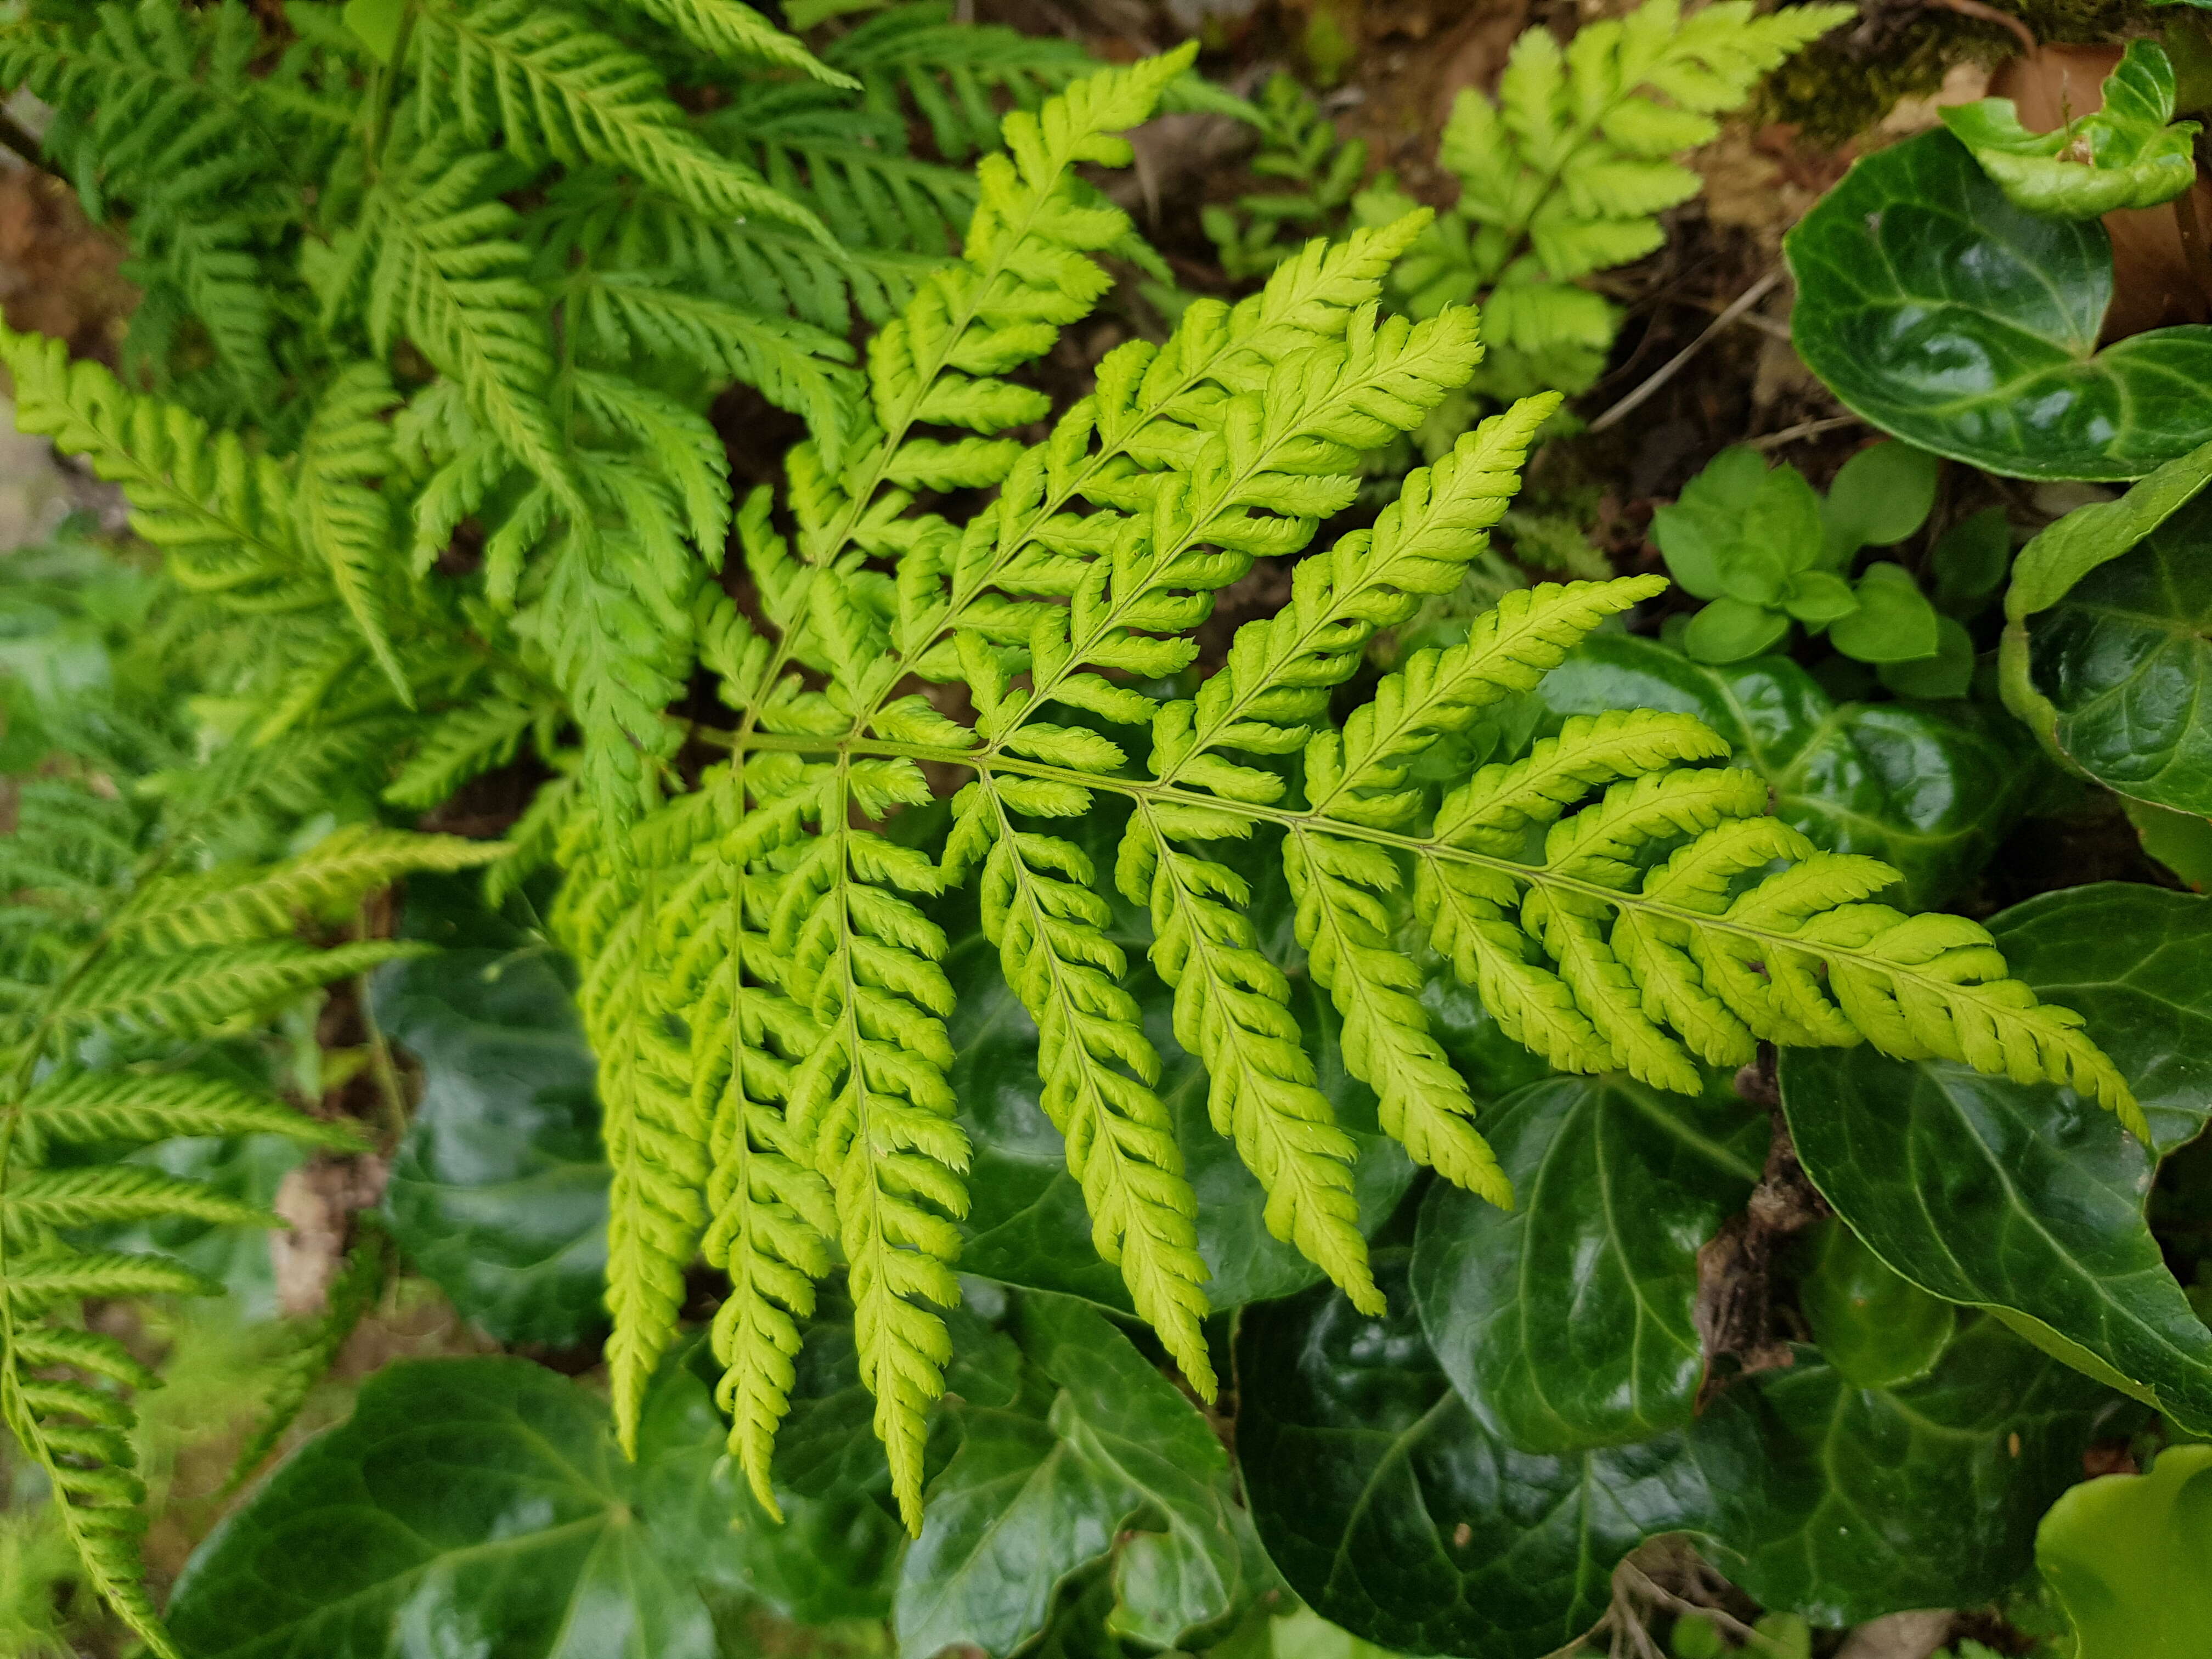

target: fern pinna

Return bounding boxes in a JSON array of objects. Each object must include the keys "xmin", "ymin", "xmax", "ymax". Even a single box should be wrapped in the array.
[
  {"xmin": 501, "ymin": 52, "xmax": 2132, "ymax": 1529},
  {"xmin": 0, "ymin": 804, "xmax": 498, "ymax": 1658}
]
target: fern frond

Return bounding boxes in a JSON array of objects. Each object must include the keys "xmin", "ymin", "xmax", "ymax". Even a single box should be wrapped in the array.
[
  {"xmin": 384, "ymin": 684, "xmax": 561, "ymax": 810},
  {"xmin": 823, "ymin": 1, "xmax": 1093, "ymax": 160},
  {"xmin": 622, "ymin": 0, "xmax": 857, "ymax": 85},
  {"xmin": 294, "ymin": 365, "xmax": 413, "ymax": 700},
  {"xmin": 665, "ymin": 823, "xmax": 838, "ymax": 1515},
  {"xmin": 0, "ymin": 326, "xmax": 310, "ymax": 606},
  {"xmin": 9, "ymin": 1069, "xmax": 366, "ymax": 1161},
  {"xmin": 410, "ymin": 0, "xmax": 832, "ymax": 238},
  {"xmin": 117, "ymin": 827, "xmax": 505, "ymax": 950},
  {"xmin": 349, "ymin": 141, "xmax": 579, "ymax": 512},
  {"xmin": 944, "ymin": 783, "xmax": 1215, "ymax": 1394},
  {"xmin": 50, "ymin": 939, "xmax": 426, "ymax": 1047},
  {"xmin": 2, "ymin": 1167, "xmax": 275, "ymax": 1234},
  {"xmin": 552, "ymin": 810, "xmax": 707, "ymax": 1453},
  {"xmin": 1397, "ymin": 0, "xmax": 1849, "ymax": 391},
  {"xmin": 569, "ymin": 275, "xmax": 860, "ymax": 467},
  {"xmin": 779, "ymin": 801, "xmax": 968, "ymax": 1530}
]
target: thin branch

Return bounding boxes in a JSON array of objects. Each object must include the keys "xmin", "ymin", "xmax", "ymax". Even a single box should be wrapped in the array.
[
  {"xmin": 352, "ymin": 912, "xmax": 410, "ymax": 1147},
  {"xmin": 1748, "ymin": 413, "xmax": 1865, "ymax": 450},
  {"xmin": 1585, "ymin": 269, "xmax": 1786, "ymax": 434}
]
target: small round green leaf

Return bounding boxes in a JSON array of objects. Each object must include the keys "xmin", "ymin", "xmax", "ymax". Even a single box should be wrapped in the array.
[
  {"xmin": 1932, "ymin": 508, "xmax": 2013, "ymax": 610},
  {"xmin": 1877, "ymin": 613, "xmax": 1976, "ymax": 699},
  {"xmin": 1821, "ymin": 441, "xmax": 1940, "ymax": 557},
  {"xmin": 2036, "ymin": 1443, "xmax": 2212, "ymax": 1659},
  {"xmin": 1829, "ymin": 562, "xmax": 1942, "ymax": 664},
  {"xmin": 1798, "ymin": 1218, "xmax": 1956, "ymax": 1389},
  {"xmin": 1682, "ymin": 596, "xmax": 1791, "ymax": 664},
  {"xmin": 1780, "ymin": 569, "xmax": 1858, "ymax": 626},
  {"xmin": 1787, "ymin": 129, "xmax": 2212, "ymax": 481}
]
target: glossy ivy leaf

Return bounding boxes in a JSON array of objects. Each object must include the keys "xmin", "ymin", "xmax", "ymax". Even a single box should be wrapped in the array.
[
  {"xmin": 1410, "ymin": 1072, "xmax": 1764, "ymax": 1452},
  {"xmin": 2036, "ymin": 1443, "xmax": 2212, "ymax": 1659},
  {"xmin": 166, "ymin": 1354, "xmax": 818, "ymax": 1659},
  {"xmin": 375, "ymin": 930, "xmax": 611, "ymax": 1346},
  {"xmin": 940, "ymin": 811, "xmax": 1416, "ymax": 1314},
  {"xmin": 897, "ymin": 1293, "xmax": 1273, "ymax": 1659},
  {"xmin": 652, "ymin": 1333, "xmax": 907, "ymax": 1627},
  {"xmin": 1782, "ymin": 883, "xmax": 2212, "ymax": 1429},
  {"xmin": 1941, "ymin": 42, "xmax": 2200, "ymax": 218},
  {"xmin": 1787, "ymin": 129, "xmax": 2212, "ymax": 481},
  {"xmin": 1538, "ymin": 634, "xmax": 2032, "ymax": 907},
  {"xmin": 2025, "ymin": 488, "xmax": 2212, "ymax": 814},
  {"xmin": 1236, "ymin": 1249, "xmax": 1712, "ymax": 1659},
  {"xmin": 1796, "ymin": 1219, "xmax": 1955, "ymax": 1390},
  {"xmin": 1694, "ymin": 1322, "xmax": 2131, "ymax": 1627}
]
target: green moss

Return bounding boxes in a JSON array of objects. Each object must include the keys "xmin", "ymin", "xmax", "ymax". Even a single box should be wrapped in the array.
[{"xmin": 1758, "ymin": 1, "xmax": 2183, "ymax": 145}]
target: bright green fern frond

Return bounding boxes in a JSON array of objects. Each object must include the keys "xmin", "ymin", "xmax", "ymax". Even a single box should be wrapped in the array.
[
  {"xmin": 0, "ymin": 325, "xmax": 309, "ymax": 607},
  {"xmin": 777, "ymin": 802, "xmax": 968, "ymax": 1530},
  {"xmin": 294, "ymin": 365, "xmax": 414, "ymax": 700},
  {"xmin": 117, "ymin": 827, "xmax": 505, "ymax": 950},
  {"xmin": 945, "ymin": 784, "xmax": 1214, "ymax": 1396},
  {"xmin": 569, "ymin": 274, "xmax": 861, "ymax": 467},
  {"xmin": 664, "ymin": 822, "xmax": 838, "ymax": 1516},
  {"xmin": 385, "ymin": 682, "xmax": 562, "ymax": 810},
  {"xmin": 622, "ymin": 0, "xmax": 857, "ymax": 85},
  {"xmin": 1, "ymin": 1167, "xmax": 275, "ymax": 1235},
  {"xmin": 350, "ymin": 140, "xmax": 579, "ymax": 511},
  {"xmin": 1375, "ymin": 0, "xmax": 1849, "ymax": 393},
  {"xmin": 49, "ymin": 939, "xmax": 426, "ymax": 1048},
  {"xmin": 552, "ymin": 809, "xmax": 708, "ymax": 1453},
  {"xmin": 409, "ymin": 0, "xmax": 832, "ymax": 238},
  {"xmin": 9, "ymin": 1069, "xmax": 366, "ymax": 1163}
]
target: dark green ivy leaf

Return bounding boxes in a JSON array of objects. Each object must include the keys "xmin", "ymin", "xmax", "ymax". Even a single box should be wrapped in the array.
[
  {"xmin": 1787, "ymin": 128, "xmax": 2212, "ymax": 481},
  {"xmin": 1783, "ymin": 882, "xmax": 2212, "ymax": 1429},
  {"xmin": 1410, "ymin": 1073, "xmax": 1764, "ymax": 1452},
  {"xmin": 1695, "ymin": 1322, "xmax": 2133, "ymax": 1626},
  {"xmin": 1537, "ymin": 634, "xmax": 2033, "ymax": 906},
  {"xmin": 2025, "ymin": 488, "xmax": 2212, "ymax": 814},
  {"xmin": 1235, "ymin": 1250, "xmax": 1712, "ymax": 1659},
  {"xmin": 166, "ymin": 1356, "xmax": 781, "ymax": 1658},
  {"xmin": 375, "ymin": 938, "xmax": 611, "ymax": 1347},
  {"xmin": 898, "ymin": 1293, "xmax": 1273, "ymax": 1659}
]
